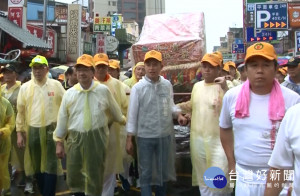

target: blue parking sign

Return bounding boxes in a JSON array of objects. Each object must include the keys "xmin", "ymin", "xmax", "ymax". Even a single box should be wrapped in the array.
[
  {"xmin": 232, "ymin": 44, "xmax": 245, "ymax": 54},
  {"xmin": 255, "ymin": 2, "xmax": 288, "ymax": 30}
]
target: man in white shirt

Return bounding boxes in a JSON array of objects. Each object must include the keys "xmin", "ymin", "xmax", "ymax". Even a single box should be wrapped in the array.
[
  {"xmin": 264, "ymin": 103, "xmax": 300, "ymax": 195},
  {"xmin": 54, "ymin": 54, "xmax": 125, "ymax": 196},
  {"xmin": 219, "ymin": 42, "xmax": 300, "ymax": 196},
  {"xmin": 126, "ymin": 50, "xmax": 187, "ymax": 196}
]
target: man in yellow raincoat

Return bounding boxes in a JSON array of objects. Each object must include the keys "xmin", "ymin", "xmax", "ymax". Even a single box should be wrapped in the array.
[
  {"xmin": 93, "ymin": 53, "xmax": 128, "ymax": 196},
  {"xmin": 0, "ymin": 88, "xmax": 15, "ymax": 195},
  {"xmin": 54, "ymin": 54, "xmax": 126, "ymax": 196},
  {"xmin": 16, "ymin": 55, "xmax": 65, "ymax": 196},
  {"xmin": 1, "ymin": 63, "xmax": 34, "ymax": 194},
  {"xmin": 123, "ymin": 62, "xmax": 145, "ymax": 88},
  {"xmin": 180, "ymin": 53, "xmax": 232, "ymax": 195},
  {"xmin": 108, "ymin": 59, "xmax": 132, "ymax": 191}
]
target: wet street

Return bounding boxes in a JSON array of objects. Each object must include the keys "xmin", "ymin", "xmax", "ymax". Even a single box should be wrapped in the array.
[{"xmin": 10, "ymin": 156, "xmax": 198, "ymax": 196}]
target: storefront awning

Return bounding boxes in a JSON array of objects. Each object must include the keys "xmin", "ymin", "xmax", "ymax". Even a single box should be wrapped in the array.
[{"xmin": 0, "ymin": 17, "xmax": 50, "ymax": 49}]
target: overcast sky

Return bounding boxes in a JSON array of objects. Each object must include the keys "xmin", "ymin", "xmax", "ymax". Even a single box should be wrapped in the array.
[{"xmin": 56, "ymin": 0, "xmax": 243, "ymax": 52}]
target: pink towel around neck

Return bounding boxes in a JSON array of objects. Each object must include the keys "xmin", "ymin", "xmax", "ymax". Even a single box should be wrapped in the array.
[{"xmin": 235, "ymin": 79, "xmax": 285, "ymax": 121}]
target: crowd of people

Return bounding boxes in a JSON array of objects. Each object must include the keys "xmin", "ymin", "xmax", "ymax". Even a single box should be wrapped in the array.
[{"xmin": 0, "ymin": 41, "xmax": 300, "ymax": 196}]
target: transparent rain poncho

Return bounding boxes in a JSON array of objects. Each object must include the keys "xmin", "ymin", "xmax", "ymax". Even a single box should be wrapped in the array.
[
  {"xmin": 2, "ymin": 82, "xmax": 23, "ymax": 170},
  {"xmin": 189, "ymin": 81, "xmax": 232, "ymax": 193},
  {"xmin": 98, "ymin": 75, "xmax": 128, "ymax": 176},
  {"xmin": 0, "ymin": 96, "xmax": 15, "ymax": 190},
  {"xmin": 126, "ymin": 76, "xmax": 177, "ymax": 186},
  {"xmin": 54, "ymin": 81, "xmax": 126, "ymax": 196},
  {"xmin": 16, "ymin": 77, "xmax": 65, "ymax": 176}
]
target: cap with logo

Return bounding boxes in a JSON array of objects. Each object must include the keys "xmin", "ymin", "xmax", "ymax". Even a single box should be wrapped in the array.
[
  {"xmin": 94, "ymin": 53, "xmax": 109, "ymax": 66},
  {"xmin": 144, "ymin": 50, "xmax": 162, "ymax": 62},
  {"xmin": 75, "ymin": 54, "xmax": 94, "ymax": 67},
  {"xmin": 0, "ymin": 63, "xmax": 17, "ymax": 73},
  {"xmin": 109, "ymin": 60, "xmax": 120, "ymax": 69},
  {"xmin": 245, "ymin": 42, "xmax": 277, "ymax": 63},
  {"xmin": 201, "ymin": 53, "xmax": 221, "ymax": 67},
  {"xmin": 284, "ymin": 57, "xmax": 300, "ymax": 67},
  {"xmin": 29, "ymin": 55, "xmax": 48, "ymax": 67}
]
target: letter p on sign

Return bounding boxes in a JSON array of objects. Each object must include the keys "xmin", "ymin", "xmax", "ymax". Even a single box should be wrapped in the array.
[{"xmin": 256, "ymin": 10, "xmax": 271, "ymax": 28}]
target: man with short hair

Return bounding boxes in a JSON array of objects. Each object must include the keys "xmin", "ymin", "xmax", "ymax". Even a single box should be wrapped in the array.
[
  {"xmin": 126, "ymin": 50, "xmax": 187, "ymax": 196},
  {"xmin": 281, "ymin": 57, "xmax": 300, "ymax": 94},
  {"xmin": 54, "ymin": 54, "xmax": 125, "ymax": 196},
  {"xmin": 93, "ymin": 53, "xmax": 128, "ymax": 196},
  {"xmin": 16, "ymin": 55, "xmax": 65, "ymax": 196},
  {"xmin": 220, "ymin": 42, "xmax": 300, "ymax": 196}
]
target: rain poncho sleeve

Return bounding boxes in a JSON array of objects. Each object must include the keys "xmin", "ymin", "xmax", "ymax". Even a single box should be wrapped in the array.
[
  {"xmin": 176, "ymin": 100, "xmax": 192, "ymax": 115},
  {"xmin": 0, "ymin": 97, "xmax": 15, "ymax": 190},
  {"xmin": 0, "ymin": 98, "xmax": 15, "ymax": 138},
  {"xmin": 189, "ymin": 81, "xmax": 231, "ymax": 194}
]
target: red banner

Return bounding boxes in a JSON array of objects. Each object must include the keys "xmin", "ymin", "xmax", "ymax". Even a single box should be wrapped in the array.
[
  {"xmin": 26, "ymin": 24, "xmax": 56, "ymax": 57},
  {"xmin": 8, "ymin": 7, "xmax": 23, "ymax": 27}
]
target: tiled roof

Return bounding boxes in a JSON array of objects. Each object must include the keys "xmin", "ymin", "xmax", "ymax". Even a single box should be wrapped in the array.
[{"xmin": 0, "ymin": 17, "xmax": 50, "ymax": 49}]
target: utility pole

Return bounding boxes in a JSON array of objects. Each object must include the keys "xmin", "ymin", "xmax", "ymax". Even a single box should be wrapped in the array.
[{"xmin": 42, "ymin": 0, "xmax": 48, "ymax": 40}]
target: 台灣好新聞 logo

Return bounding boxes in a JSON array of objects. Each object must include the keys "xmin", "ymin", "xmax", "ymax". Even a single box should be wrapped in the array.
[{"xmin": 203, "ymin": 167, "xmax": 227, "ymax": 189}]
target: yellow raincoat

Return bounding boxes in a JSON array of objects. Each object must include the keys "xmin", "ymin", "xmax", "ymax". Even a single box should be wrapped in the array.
[
  {"xmin": 0, "ymin": 95, "xmax": 15, "ymax": 190},
  {"xmin": 16, "ymin": 77, "xmax": 65, "ymax": 176},
  {"xmin": 53, "ymin": 81, "xmax": 126, "ymax": 195},
  {"xmin": 97, "ymin": 75, "xmax": 128, "ymax": 176},
  {"xmin": 181, "ymin": 81, "xmax": 231, "ymax": 193},
  {"xmin": 123, "ymin": 62, "xmax": 144, "ymax": 88},
  {"xmin": 2, "ymin": 81, "xmax": 22, "ymax": 170}
]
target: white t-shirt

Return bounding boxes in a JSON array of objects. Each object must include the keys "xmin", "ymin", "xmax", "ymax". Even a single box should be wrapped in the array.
[
  {"xmin": 219, "ymin": 85, "xmax": 300, "ymax": 167},
  {"xmin": 268, "ymin": 103, "xmax": 300, "ymax": 195}
]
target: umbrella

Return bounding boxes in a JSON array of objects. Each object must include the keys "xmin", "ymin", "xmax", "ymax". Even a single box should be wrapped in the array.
[
  {"xmin": 277, "ymin": 56, "xmax": 291, "ymax": 66},
  {"xmin": 49, "ymin": 65, "xmax": 69, "ymax": 79}
]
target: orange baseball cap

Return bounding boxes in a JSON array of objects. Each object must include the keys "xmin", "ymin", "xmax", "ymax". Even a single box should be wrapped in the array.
[
  {"xmin": 213, "ymin": 51, "xmax": 223, "ymax": 62},
  {"xmin": 245, "ymin": 42, "xmax": 277, "ymax": 63},
  {"xmin": 201, "ymin": 53, "xmax": 221, "ymax": 67},
  {"xmin": 75, "ymin": 54, "xmax": 94, "ymax": 67},
  {"xmin": 109, "ymin": 59, "xmax": 120, "ymax": 69},
  {"xmin": 224, "ymin": 61, "xmax": 236, "ymax": 68},
  {"xmin": 58, "ymin": 74, "xmax": 65, "ymax": 81},
  {"xmin": 94, "ymin": 53, "xmax": 109, "ymax": 66},
  {"xmin": 223, "ymin": 63, "xmax": 230, "ymax": 72},
  {"xmin": 144, "ymin": 50, "xmax": 162, "ymax": 62},
  {"xmin": 278, "ymin": 67, "xmax": 287, "ymax": 76}
]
